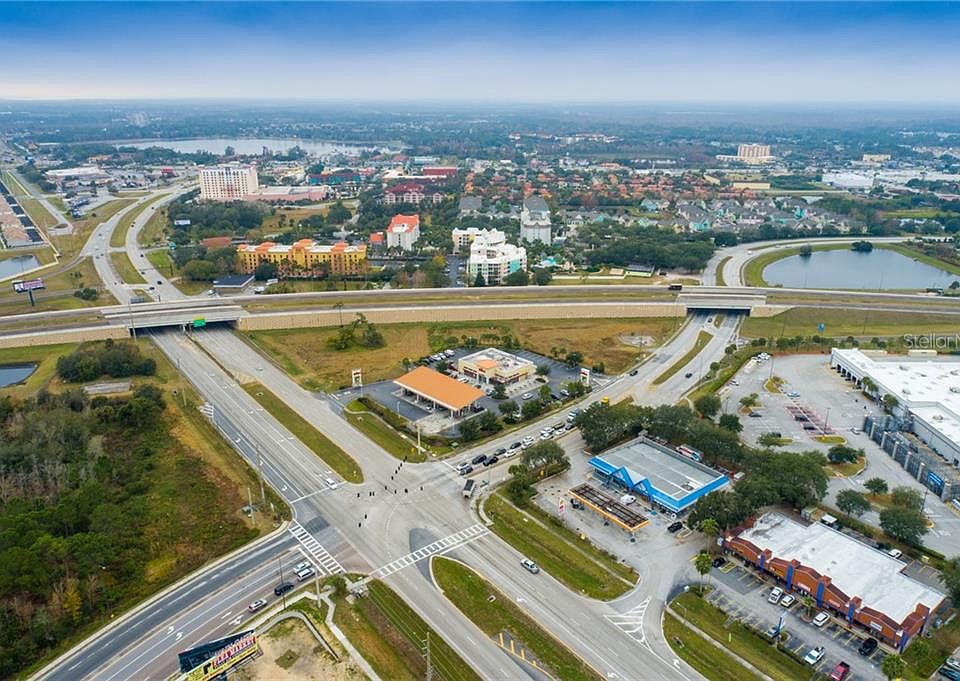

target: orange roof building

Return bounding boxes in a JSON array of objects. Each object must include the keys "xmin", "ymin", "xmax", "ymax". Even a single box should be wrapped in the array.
[
  {"xmin": 457, "ymin": 348, "xmax": 535, "ymax": 386},
  {"xmin": 393, "ymin": 366, "xmax": 484, "ymax": 414}
]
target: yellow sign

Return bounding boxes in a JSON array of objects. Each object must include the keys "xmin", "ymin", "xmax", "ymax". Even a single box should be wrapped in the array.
[{"xmin": 183, "ymin": 634, "xmax": 259, "ymax": 681}]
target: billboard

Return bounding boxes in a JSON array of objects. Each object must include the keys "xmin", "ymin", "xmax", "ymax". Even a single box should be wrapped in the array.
[
  {"xmin": 181, "ymin": 632, "xmax": 259, "ymax": 681},
  {"xmin": 12, "ymin": 278, "xmax": 44, "ymax": 293}
]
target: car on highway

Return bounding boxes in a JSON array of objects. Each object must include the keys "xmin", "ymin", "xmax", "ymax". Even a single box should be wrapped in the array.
[
  {"xmin": 471, "ymin": 453, "xmax": 488, "ymax": 465},
  {"xmin": 274, "ymin": 582, "xmax": 294, "ymax": 597},
  {"xmin": 780, "ymin": 594, "xmax": 796, "ymax": 608},
  {"xmin": 520, "ymin": 558, "xmax": 540, "ymax": 574},
  {"xmin": 521, "ymin": 392, "xmax": 534, "ymax": 400},
  {"xmin": 494, "ymin": 447, "xmax": 506, "ymax": 456},
  {"xmin": 768, "ymin": 587, "xmax": 784, "ymax": 604},
  {"xmin": 629, "ymin": 369, "xmax": 638, "ymax": 376},
  {"xmin": 804, "ymin": 646, "xmax": 825, "ymax": 665},
  {"xmin": 509, "ymin": 442, "xmax": 522, "ymax": 450},
  {"xmin": 813, "ymin": 611, "xmax": 830, "ymax": 627},
  {"xmin": 248, "ymin": 598, "xmax": 267, "ymax": 612},
  {"xmin": 858, "ymin": 637, "xmax": 878, "ymax": 656},
  {"xmin": 684, "ymin": 372, "xmax": 693, "ymax": 378},
  {"xmin": 295, "ymin": 561, "xmax": 312, "ymax": 573},
  {"xmin": 457, "ymin": 463, "xmax": 473, "ymax": 476},
  {"xmin": 667, "ymin": 521, "xmax": 683, "ymax": 533},
  {"xmin": 483, "ymin": 455, "xmax": 499, "ymax": 467},
  {"xmin": 829, "ymin": 661, "xmax": 850, "ymax": 680}
]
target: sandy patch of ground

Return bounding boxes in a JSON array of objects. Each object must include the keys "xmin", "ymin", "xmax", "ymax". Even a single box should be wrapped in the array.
[{"xmin": 235, "ymin": 619, "xmax": 364, "ymax": 681}]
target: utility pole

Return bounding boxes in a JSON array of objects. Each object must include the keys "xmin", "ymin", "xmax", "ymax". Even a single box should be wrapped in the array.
[{"xmin": 424, "ymin": 631, "xmax": 433, "ymax": 681}]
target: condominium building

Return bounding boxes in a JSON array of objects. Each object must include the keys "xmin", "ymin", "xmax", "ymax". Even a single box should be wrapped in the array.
[
  {"xmin": 198, "ymin": 163, "xmax": 260, "ymax": 201},
  {"xmin": 386, "ymin": 214, "xmax": 420, "ymax": 251},
  {"xmin": 717, "ymin": 144, "xmax": 774, "ymax": 165},
  {"xmin": 236, "ymin": 239, "xmax": 367, "ymax": 277},
  {"xmin": 452, "ymin": 226, "xmax": 496, "ymax": 254},
  {"xmin": 466, "ymin": 230, "xmax": 526, "ymax": 286},
  {"xmin": 520, "ymin": 194, "xmax": 552, "ymax": 244}
]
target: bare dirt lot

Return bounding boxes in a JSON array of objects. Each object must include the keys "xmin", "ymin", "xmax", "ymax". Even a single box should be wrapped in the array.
[{"xmin": 235, "ymin": 618, "xmax": 363, "ymax": 681}]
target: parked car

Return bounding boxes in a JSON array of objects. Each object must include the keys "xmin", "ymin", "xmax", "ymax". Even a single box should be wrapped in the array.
[
  {"xmin": 495, "ymin": 447, "xmax": 506, "ymax": 456},
  {"xmin": 667, "ymin": 521, "xmax": 683, "ymax": 533},
  {"xmin": 471, "ymin": 453, "xmax": 488, "ymax": 465},
  {"xmin": 620, "ymin": 494, "xmax": 636, "ymax": 505},
  {"xmin": 939, "ymin": 666, "xmax": 960, "ymax": 681},
  {"xmin": 829, "ymin": 662, "xmax": 850, "ymax": 681},
  {"xmin": 522, "ymin": 393, "xmax": 534, "ymax": 400},
  {"xmin": 520, "ymin": 558, "xmax": 540, "ymax": 574},
  {"xmin": 248, "ymin": 598, "xmax": 267, "ymax": 612},
  {"xmin": 813, "ymin": 611, "xmax": 830, "ymax": 627},
  {"xmin": 458, "ymin": 464, "xmax": 473, "ymax": 476},
  {"xmin": 711, "ymin": 556, "xmax": 726, "ymax": 568},
  {"xmin": 804, "ymin": 646, "xmax": 825, "ymax": 665},
  {"xmin": 767, "ymin": 587, "xmax": 784, "ymax": 604},
  {"xmin": 764, "ymin": 624, "xmax": 780, "ymax": 639},
  {"xmin": 294, "ymin": 561, "xmax": 312, "ymax": 573},
  {"xmin": 858, "ymin": 637, "xmax": 878, "ymax": 656},
  {"xmin": 780, "ymin": 594, "xmax": 796, "ymax": 608},
  {"xmin": 509, "ymin": 442, "xmax": 522, "ymax": 450},
  {"xmin": 483, "ymin": 455, "xmax": 499, "ymax": 467},
  {"xmin": 749, "ymin": 411, "xmax": 762, "ymax": 418}
]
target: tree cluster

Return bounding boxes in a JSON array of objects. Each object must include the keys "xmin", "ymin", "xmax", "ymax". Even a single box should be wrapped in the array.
[
  {"xmin": 327, "ymin": 313, "xmax": 385, "ymax": 351},
  {"xmin": 56, "ymin": 340, "xmax": 156, "ymax": 383}
]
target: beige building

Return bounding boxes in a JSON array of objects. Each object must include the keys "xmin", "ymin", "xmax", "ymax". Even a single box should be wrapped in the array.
[
  {"xmin": 458, "ymin": 348, "xmax": 535, "ymax": 386},
  {"xmin": 198, "ymin": 163, "xmax": 259, "ymax": 201},
  {"xmin": 717, "ymin": 144, "xmax": 774, "ymax": 165}
]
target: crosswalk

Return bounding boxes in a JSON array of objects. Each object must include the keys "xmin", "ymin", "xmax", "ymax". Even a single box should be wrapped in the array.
[
  {"xmin": 604, "ymin": 597, "xmax": 650, "ymax": 645},
  {"xmin": 371, "ymin": 524, "xmax": 488, "ymax": 579},
  {"xmin": 288, "ymin": 522, "xmax": 344, "ymax": 576}
]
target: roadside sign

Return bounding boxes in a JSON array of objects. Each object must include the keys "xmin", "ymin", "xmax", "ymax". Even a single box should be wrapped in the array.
[
  {"xmin": 12, "ymin": 278, "xmax": 44, "ymax": 293},
  {"xmin": 579, "ymin": 367, "xmax": 591, "ymax": 385},
  {"xmin": 818, "ymin": 323, "xmax": 825, "ymax": 333},
  {"xmin": 192, "ymin": 318, "xmax": 207, "ymax": 329},
  {"xmin": 558, "ymin": 498, "xmax": 565, "ymax": 515},
  {"xmin": 351, "ymin": 368, "xmax": 363, "ymax": 387}
]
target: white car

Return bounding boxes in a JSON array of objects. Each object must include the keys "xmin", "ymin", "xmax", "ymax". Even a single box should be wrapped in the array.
[
  {"xmin": 325, "ymin": 477, "xmax": 338, "ymax": 490},
  {"xmin": 620, "ymin": 494, "xmax": 636, "ymax": 505},
  {"xmin": 247, "ymin": 598, "xmax": 267, "ymax": 612},
  {"xmin": 521, "ymin": 393, "xmax": 534, "ymax": 400},
  {"xmin": 767, "ymin": 587, "xmax": 783, "ymax": 604},
  {"xmin": 295, "ymin": 561, "xmax": 312, "ymax": 573},
  {"xmin": 780, "ymin": 594, "xmax": 796, "ymax": 608},
  {"xmin": 804, "ymin": 646, "xmax": 825, "ymax": 665},
  {"xmin": 813, "ymin": 611, "xmax": 830, "ymax": 627}
]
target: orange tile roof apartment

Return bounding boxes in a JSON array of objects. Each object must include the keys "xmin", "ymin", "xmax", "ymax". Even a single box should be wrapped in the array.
[
  {"xmin": 393, "ymin": 366, "xmax": 484, "ymax": 414},
  {"xmin": 235, "ymin": 239, "xmax": 367, "ymax": 277}
]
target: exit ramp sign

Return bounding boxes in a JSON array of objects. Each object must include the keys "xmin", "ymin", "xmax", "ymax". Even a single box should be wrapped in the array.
[{"xmin": 192, "ymin": 318, "xmax": 207, "ymax": 328}]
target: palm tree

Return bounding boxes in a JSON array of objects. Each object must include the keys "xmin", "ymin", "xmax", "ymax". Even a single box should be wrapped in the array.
[
  {"xmin": 694, "ymin": 552, "xmax": 712, "ymax": 594},
  {"xmin": 698, "ymin": 518, "xmax": 720, "ymax": 554},
  {"xmin": 800, "ymin": 595, "xmax": 817, "ymax": 621}
]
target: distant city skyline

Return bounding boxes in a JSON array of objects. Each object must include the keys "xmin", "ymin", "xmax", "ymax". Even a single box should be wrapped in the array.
[{"xmin": 2, "ymin": 2, "xmax": 959, "ymax": 104}]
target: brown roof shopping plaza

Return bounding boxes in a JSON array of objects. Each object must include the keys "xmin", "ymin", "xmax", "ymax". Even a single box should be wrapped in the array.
[{"xmin": 393, "ymin": 366, "xmax": 484, "ymax": 415}]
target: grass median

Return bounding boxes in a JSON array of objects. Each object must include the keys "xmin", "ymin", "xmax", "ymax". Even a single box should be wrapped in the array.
[
  {"xmin": 432, "ymin": 556, "xmax": 604, "ymax": 681},
  {"xmin": 111, "ymin": 194, "xmax": 166, "ymax": 248},
  {"xmin": 243, "ymin": 382, "xmax": 363, "ymax": 483},
  {"xmin": 664, "ymin": 613, "xmax": 757, "ymax": 681},
  {"xmin": 110, "ymin": 251, "xmax": 147, "ymax": 284},
  {"xmin": 345, "ymin": 399, "xmax": 427, "ymax": 462},
  {"xmin": 653, "ymin": 330, "xmax": 712, "ymax": 386},
  {"xmin": 483, "ymin": 491, "xmax": 638, "ymax": 600},
  {"xmin": 672, "ymin": 590, "xmax": 813, "ymax": 681},
  {"xmin": 715, "ymin": 256, "xmax": 730, "ymax": 287}
]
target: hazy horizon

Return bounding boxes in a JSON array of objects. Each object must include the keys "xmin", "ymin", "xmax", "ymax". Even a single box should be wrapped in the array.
[{"xmin": 2, "ymin": 2, "xmax": 959, "ymax": 105}]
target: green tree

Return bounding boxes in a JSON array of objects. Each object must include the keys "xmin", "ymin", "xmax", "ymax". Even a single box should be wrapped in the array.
[
  {"xmin": 473, "ymin": 272, "xmax": 486, "ymax": 287},
  {"xmin": 535, "ymin": 364, "xmax": 551, "ymax": 376},
  {"xmin": 326, "ymin": 201, "xmax": 351, "ymax": 224},
  {"xmin": 498, "ymin": 399, "xmax": 518, "ymax": 417},
  {"xmin": 698, "ymin": 518, "xmax": 720, "ymax": 553},
  {"xmin": 564, "ymin": 351, "xmax": 583, "ymax": 367},
  {"xmin": 254, "ymin": 260, "xmax": 278, "ymax": 281},
  {"xmin": 491, "ymin": 384, "xmax": 507, "ymax": 400},
  {"xmin": 718, "ymin": 413, "xmax": 742, "ymax": 433},
  {"xmin": 865, "ymin": 477, "xmax": 889, "ymax": 495},
  {"xmin": 836, "ymin": 489, "xmax": 870, "ymax": 517},
  {"xmin": 881, "ymin": 654, "xmax": 906, "ymax": 681},
  {"xmin": 800, "ymin": 595, "xmax": 817, "ymax": 621},
  {"xmin": 879, "ymin": 507, "xmax": 928, "ymax": 545},
  {"xmin": 890, "ymin": 486, "xmax": 924, "ymax": 511},
  {"xmin": 504, "ymin": 270, "xmax": 529, "ymax": 286},
  {"xmin": 693, "ymin": 394, "xmax": 721, "ymax": 419},
  {"xmin": 940, "ymin": 556, "xmax": 960, "ymax": 604},
  {"xmin": 180, "ymin": 259, "xmax": 218, "ymax": 281},
  {"xmin": 533, "ymin": 268, "xmax": 553, "ymax": 286},
  {"xmin": 827, "ymin": 444, "xmax": 861, "ymax": 464},
  {"xmin": 739, "ymin": 393, "xmax": 760, "ymax": 409},
  {"xmin": 694, "ymin": 551, "xmax": 713, "ymax": 592},
  {"xmin": 882, "ymin": 393, "xmax": 899, "ymax": 412},
  {"xmin": 521, "ymin": 398, "xmax": 543, "ymax": 420}
]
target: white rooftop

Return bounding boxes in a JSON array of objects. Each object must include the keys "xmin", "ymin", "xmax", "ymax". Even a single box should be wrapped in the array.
[
  {"xmin": 460, "ymin": 348, "xmax": 534, "ymax": 372},
  {"xmin": 832, "ymin": 348, "xmax": 960, "ymax": 447},
  {"xmin": 740, "ymin": 512, "xmax": 944, "ymax": 623}
]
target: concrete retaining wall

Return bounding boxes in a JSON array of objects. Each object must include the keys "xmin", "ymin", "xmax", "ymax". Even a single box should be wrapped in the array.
[
  {"xmin": 0, "ymin": 325, "xmax": 128, "ymax": 349},
  {"xmin": 237, "ymin": 302, "xmax": 688, "ymax": 331}
]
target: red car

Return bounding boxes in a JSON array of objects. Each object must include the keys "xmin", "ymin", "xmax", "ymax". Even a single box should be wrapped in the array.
[{"xmin": 830, "ymin": 661, "xmax": 850, "ymax": 681}]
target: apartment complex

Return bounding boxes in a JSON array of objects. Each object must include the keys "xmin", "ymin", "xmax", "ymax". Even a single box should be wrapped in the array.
[
  {"xmin": 520, "ymin": 194, "xmax": 552, "ymax": 244},
  {"xmin": 236, "ymin": 239, "xmax": 367, "ymax": 277},
  {"xmin": 198, "ymin": 163, "xmax": 260, "ymax": 201},
  {"xmin": 451, "ymin": 226, "xmax": 495, "ymax": 254},
  {"xmin": 386, "ymin": 214, "xmax": 420, "ymax": 251},
  {"xmin": 717, "ymin": 144, "xmax": 774, "ymax": 165},
  {"xmin": 466, "ymin": 229, "xmax": 526, "ymax": 286}
]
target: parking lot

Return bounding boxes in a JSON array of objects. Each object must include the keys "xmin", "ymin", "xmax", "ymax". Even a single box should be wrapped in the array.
[
  {"xmin": 705, "ymin": 560, "xmax": 888, "ymax": 681},
  {"xmin": 336, "ymin": 346, "xmax": 601, "ymax": 436}
]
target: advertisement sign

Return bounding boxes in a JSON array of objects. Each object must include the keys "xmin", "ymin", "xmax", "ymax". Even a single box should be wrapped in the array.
[
  {"xmin": 351, "ymin": 368, "xmax": 363, "ymax": 388},
  {"xmin": 12, "ymin": 278, "xmax": 44, "ymax": 293},
  {"xmin": 579, "ymin": 367, "xmax": 591, "ymax": 385},
  {"xmin": 183, "ymin": 633, "xmax": 259, "ymax": 681}
]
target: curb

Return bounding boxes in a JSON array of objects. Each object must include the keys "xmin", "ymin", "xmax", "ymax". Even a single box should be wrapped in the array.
[{"xmin": 30, "ymin": 522, "xmax": 290, "ymax": 681}]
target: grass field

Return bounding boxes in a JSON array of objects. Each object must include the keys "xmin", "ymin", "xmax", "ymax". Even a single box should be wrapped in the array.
[
  {"xmin": 672, "ymin": 590, "xmax": 813, "ymax": 681},
  {"xmin": 664, "ymin": 613, "xmax": 757, "ymax": 681},
  {"xmin": 0, "ymin": 245, "xmax": 56, "ymax": 268},
  {"xmin": 245, "ymin": 318, "xmax": 674, "ymax": 392},
  {"xmin": 344, "ymin": 399, "xmax": 426, "ymax": 463},
  {"xmin": 145, "ymin": 249, "xmax": 210, "ymax": 295},
  {"xmin": 0, "ymin": 256, "xmax": 114, "ymax": 315},
  {"xmin": 653, "ymin": 330, "xmax": 712, "ymax": 385},
  {"xmin": 0, "ymin": 343, "xmax": 79, "ymax": 399},
  {"xmin": 483, "ymin": 492, "xmax": 638, "ymax": 600},
  {"xmin": 878, "ymin": 242, "xmax": 960, "ymax": 276},
  {"xmin": 715, "ymin": 256, "xmax": 731, "ymax": 287},
  {"xmin": 110, "ymin": 251, "xmax": 147, "ymax": 284},
  {"xmin": 432, "ymin": 556, "xmax": 604, "ymax": 681},
  {"xmin": 139, "ymin": 206, "xmax": 168, "ymax": 246},
  {"xmin": 242, "ymin": 383, "xmax": 363, "ymax": 482},
  {"xmin": 741, "ymin": 306, "xmax": 960, "ymax": 339}
]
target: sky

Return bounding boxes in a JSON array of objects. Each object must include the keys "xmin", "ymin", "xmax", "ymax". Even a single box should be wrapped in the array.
[{"xmin": 1, "ymin": 2, "xmax": 959, "ymax": 104}]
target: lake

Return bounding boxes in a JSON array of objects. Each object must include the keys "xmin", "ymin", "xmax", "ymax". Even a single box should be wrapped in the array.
[
  {"xmin": 0, "ymin": 364, "xmax": 37, "ymax": 388},
  {"xmin": 125, "ymin": 137, "xmax": 388, "ymax": 156},
  {"xmin": 763, "ymin": 248, "xmax": 959, "ymax": 290},
  {"xmin": 0, "ymin": 254, "xmax": 41, "ymax": 279}
]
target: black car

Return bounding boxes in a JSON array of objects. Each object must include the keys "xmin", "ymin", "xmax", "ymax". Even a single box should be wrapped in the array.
[
  {"xmin": 684, "ymin": 372, "xmax": 693, "ymax": 378},
  {"xmin": 483, "ymin": 455, "xmax": 499, "ymax": 467},
  {"xmin": 570, "ymin": 497, "xmax": 583, "ymax": 510},
  {"xmin": 857, "ymin": 637, "xmax": 878, "ymax": 656},
  {"xmin": 495, "ymin": 447, "xmax": 506, "ymax": 456},
  {"xmin": 629, "ymin": 369, "xmax": 638, "ymax": 376},
  {"xmin": 509, "ymin": 442, "xmax": 522, "ymax": 450},
  {"xmin": 667, "ymin": 521, "xmax": 684, "ymax": 533},
  {"xmin": 458, "ymin": 464, "xmax": 474, "ymax": 476},
  {"xmin": 711, "ymin": 556, "xmax": 727, "ymax": 568},
  {"xmin": 749, "ymin": 411, "xmax": 762, "ymax": 418},
  {"xmin": 274, "ymin": 582, "xmax": 294, "ymax": 597},
  {"xmin": 471, "ymin": 453, "xmax": 488, "ymax": 465}
]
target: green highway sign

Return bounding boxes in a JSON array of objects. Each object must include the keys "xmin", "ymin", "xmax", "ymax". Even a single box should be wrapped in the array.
[{"xmin": 192, "ymin": 318, "xmax": 207, "ymax": 328}]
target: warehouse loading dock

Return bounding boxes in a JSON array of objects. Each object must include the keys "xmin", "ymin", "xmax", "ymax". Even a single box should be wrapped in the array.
[{"xmin": 570, "ymin": 483, "xmax": 649, "ymax": 532}]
